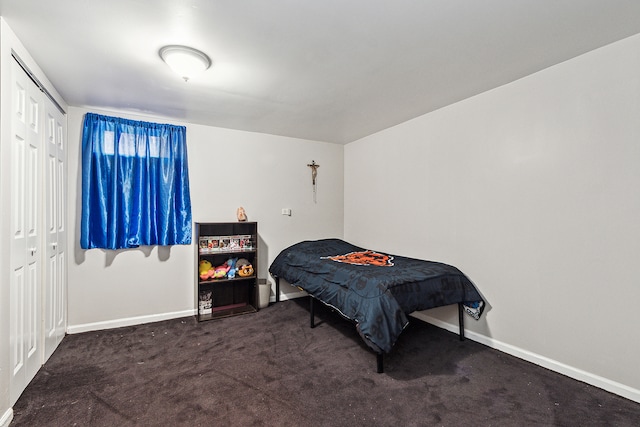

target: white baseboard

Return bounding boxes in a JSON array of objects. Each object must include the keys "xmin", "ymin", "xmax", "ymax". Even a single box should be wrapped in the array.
[
  {"xmin": 67, "ymin": 309, "xmax": 196, "ymax": 334},
  {"xmin": 411, "ymin": 312, "xmax": 640, "ymax": 404},
  {"xmin": 277, "ymin": 290, "xmax": 306, "ymax": 302},
  {"xmin": 67, "ymin": 292, "xmax": 305, "ymax": 334},
  {"xmin": 66, "ymin": 289, "xmax": 305, "ymax": 333},
  {"xmin": 0, "ymin": 408, "xmax": 13, "ymax": 427}
]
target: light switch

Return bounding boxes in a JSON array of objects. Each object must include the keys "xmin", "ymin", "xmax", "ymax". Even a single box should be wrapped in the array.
[{"xmin": 281, "ymin": 208, "xmax": 292, "ymax": 216}]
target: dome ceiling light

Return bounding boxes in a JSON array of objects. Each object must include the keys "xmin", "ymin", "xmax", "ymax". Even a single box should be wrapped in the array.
[{"xmin": 159, "ymin": 45, "xmax": 212, "ymax": 82}]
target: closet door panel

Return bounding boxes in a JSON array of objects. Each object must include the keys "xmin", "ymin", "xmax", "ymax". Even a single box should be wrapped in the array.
[
  {"xmin": 9, "ymin": 60, "xmax": 43, "ymax": 406},
  {"xmin": 44, "ymin": 105, "xmax": 66, "ymax": 360}
]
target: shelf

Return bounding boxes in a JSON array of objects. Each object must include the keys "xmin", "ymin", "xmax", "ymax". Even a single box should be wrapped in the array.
[
  {"xmin": 196, "ymin": 222, "xmax": 259, "ymax": 322},
  {"xmin": 198, "ymin": 303, "xmax": 256, "ymax": 321},
  {"xmin": 199, "ymin": 275, "xmax": 256, "ymax": 285},
  {"xmin": 198, "ymin": 230, "xmax": 256, "ymax": 253},
  {"xmin": 199, "ymin": 248, "xmax": 256, "ymax": 255}
]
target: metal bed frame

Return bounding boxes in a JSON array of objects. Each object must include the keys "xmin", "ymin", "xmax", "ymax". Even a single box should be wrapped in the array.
[{"xmin": 273, "ymin": 276, "xmax": 466, "ymax": 373}]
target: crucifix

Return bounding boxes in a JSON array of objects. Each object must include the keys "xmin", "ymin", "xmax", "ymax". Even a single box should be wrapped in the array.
[{"xmin": 307, "ymin": 160, "xmax": 320, "ymax": 203}]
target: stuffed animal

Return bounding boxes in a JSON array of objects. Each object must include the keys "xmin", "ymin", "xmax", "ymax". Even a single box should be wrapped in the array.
[
  {"xmin": 236, "ymin": 258, "xmax": 252, "ymax": 276},
  {"xmin": 213, "ymin": 263, "xmax": 230, "ymax": 279},
  {"xmin": 238, "ymin": 264, "xmax": 254, "ymax": 277},
  {"xmin": 226, "ymin": 258, "xmax": 238, "ymax": 279},
  {"xmin": 236, "ymin": 258, "xmax": 251, "ymax": 268},
  {"xmin": 199, "ymin": 260, "xmax": 214, "ymax": 280}
]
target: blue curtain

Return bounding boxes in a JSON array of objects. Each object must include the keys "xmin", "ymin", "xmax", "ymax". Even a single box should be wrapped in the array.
[{"xmin": 81, "ymin": 113, "xmax": 192, "ymax": 249}]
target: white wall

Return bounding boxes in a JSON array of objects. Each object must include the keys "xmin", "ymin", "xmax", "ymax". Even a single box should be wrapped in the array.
[
  {"xmin": 345, "ymin": 33, "xmax": 640, "ymax": 401},
  {"xmin": 0, "ymin": 18, "xmax": 14, "ymax": 427},
  {"xmin": 67, "ymin": 106, "xmax": 343, "ymax": 331}
]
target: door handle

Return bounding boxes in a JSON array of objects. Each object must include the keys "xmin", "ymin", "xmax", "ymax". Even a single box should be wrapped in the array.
[{"xmin": 29, "ymin": 247, "xmax": 37, "ymax": 256}]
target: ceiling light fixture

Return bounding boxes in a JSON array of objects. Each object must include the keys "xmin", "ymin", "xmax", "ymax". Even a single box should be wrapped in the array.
[{"xmin": 159, "ymin": 45, "xmax": 212, "ymax": 82}]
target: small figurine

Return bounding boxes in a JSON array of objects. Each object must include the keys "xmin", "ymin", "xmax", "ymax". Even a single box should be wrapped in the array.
[{"xmin": 237, "ymin": 206, "xmax": 247, "ymax": 222}]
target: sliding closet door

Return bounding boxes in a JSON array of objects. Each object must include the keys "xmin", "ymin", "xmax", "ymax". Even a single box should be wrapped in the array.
[
  {"xmin": 44, "ymin": 102, "xmax": 66, "ymax": 360},
  {"xmin": 10, "ymin": 59, "xmax": 43, "ymax": 405}
]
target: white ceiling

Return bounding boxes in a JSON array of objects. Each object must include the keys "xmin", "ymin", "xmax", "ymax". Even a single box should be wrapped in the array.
[{"xmin": 1, "ymin": 0, "xmax": 640, "ymax": 144}]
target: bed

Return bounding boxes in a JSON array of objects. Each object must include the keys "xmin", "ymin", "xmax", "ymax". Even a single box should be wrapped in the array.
[{"xmin": 269, "ymin": 238, "xmax": 485, "ymax": 373}]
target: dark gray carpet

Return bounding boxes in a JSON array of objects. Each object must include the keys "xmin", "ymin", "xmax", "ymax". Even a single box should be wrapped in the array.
[{"xmin": 11, "ymin": 298, "xmax": 640, "ymax": 426}]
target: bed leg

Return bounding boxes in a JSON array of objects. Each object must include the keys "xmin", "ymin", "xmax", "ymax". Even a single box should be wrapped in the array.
[
  {"xmin": 458, "ymin": 303, "xmax": 465, "ymax": 341},
  {"xmin": 376, "ymin": 353, "xmax": 384, "ymax": 373},
  {"xmin": 275, "ymin": 277, "xmax": 280, "ymax": 303},
  {"xmin": 310, "ymin": 296, "xmax": 315, "ymax": 328}
]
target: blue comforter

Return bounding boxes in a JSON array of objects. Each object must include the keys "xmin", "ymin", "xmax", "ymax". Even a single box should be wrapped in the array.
[{"xmin": 269, "ymin": 239, "xmax": 484, "ymax": 353}]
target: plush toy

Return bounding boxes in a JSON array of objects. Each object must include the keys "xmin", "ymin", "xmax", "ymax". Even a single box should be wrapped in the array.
[
  {"xmin": 199, "ymin": 260, "xmax": 214, "ymax": 280},
  {"xmin": 236, "ymin": 258, "xmax": 251, "ymax": 268},
  {"xmin": 213, "ymin": 263, "xmax": 230, "ymax": 279},
  {"xmin": 226, "ymin": 258, "xmax": 238, "ymax": 279},
  {"xmin": 238, "ymin": 264, "xmax": 254, "ymax": 277}
]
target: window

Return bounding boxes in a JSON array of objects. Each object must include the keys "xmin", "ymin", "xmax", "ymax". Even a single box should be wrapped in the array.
[{"xmin": 81, "ymin": 113, "xmax": 192, "ymax": 249}]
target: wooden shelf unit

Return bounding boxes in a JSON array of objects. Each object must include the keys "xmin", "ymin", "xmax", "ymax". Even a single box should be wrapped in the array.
[{"xmin": 195, "ymin": 222, "xmax": 258, "ymax": 321}]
